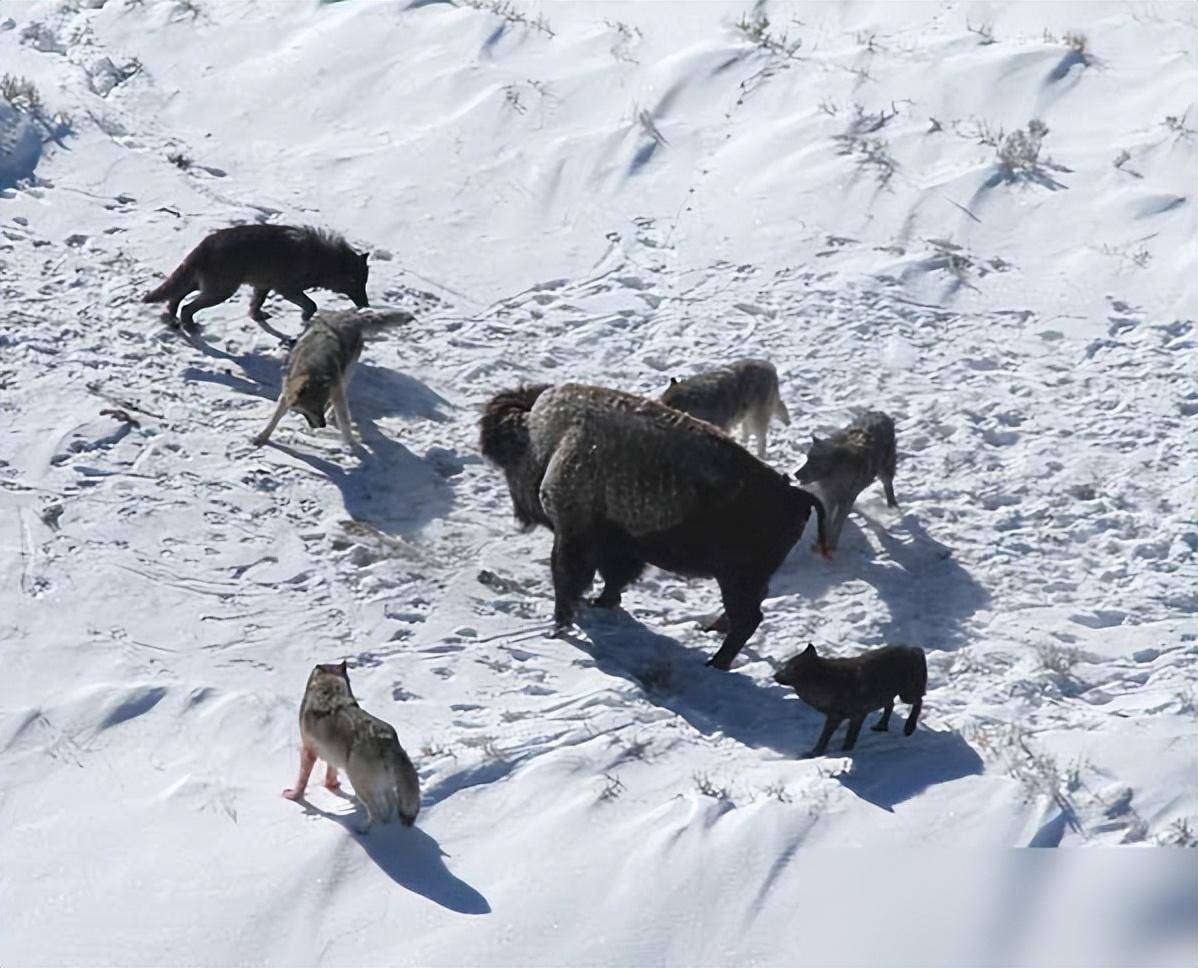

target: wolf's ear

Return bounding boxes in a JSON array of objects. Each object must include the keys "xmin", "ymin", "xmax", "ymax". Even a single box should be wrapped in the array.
[
  {"xmin": 811, "ymin": 434, "xmax": 823, "ymax": 445},
  {"xmin": 358, "ymin": 251, "xmax": 369, "ymax": 263},
  {"xmin": 669, "ymin": 376, "xmax": 678, "ymax": 386},
  {"xmin": 804, "ymin": 643, "xmax": 816, "ymax": 655},
  {"xmin": 338, "ymin": 659, "xmax": 348, "ymax": 677}
]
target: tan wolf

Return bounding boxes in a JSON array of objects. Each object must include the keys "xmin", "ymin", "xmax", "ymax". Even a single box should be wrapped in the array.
[
  {"xmin": 142, "ymin": 224, "xmax": 370, "ymax": 334},
  {"xmin": 253, "ymin": 309, "xmax": 412, "ymax": 448},
  {"xmin": 282, "ymin": 661, "xmax": 421, "ymax": 832},
  {"xmin": 659, "ymin": 358, "xmax": 791, "ymax": 458}
]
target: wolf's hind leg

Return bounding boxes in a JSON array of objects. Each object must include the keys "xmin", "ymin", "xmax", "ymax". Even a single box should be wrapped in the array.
[
  {"xmin": 179, "ymin": 283, "xmax": 238, "ymax": 329},
  {"xmin": 249, "ymin": 287, "xmax": 272, "ymax": 322},
  {"xmin": 903, "ymin": 698, "xmax": 922, "ymax": 736},
  {"xmin": 282, "ymin": 745, "xmax": 317, "ymax": 799},
  {"xmin": 872, "ymin": 702, "xmax": 894, "ymax": 731},
  {"xmin": 279, "ymin": 289, "xmax": 319, "ymax": 321},
  {"xmin": 253, "ymin": 393, "xmax": 291, "ymax": 447},
  {"xmin": 323, "ymin": 762, "xmax": 341, "ymax": 791}
]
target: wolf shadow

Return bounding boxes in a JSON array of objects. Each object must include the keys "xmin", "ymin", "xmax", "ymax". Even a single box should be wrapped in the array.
[
  {"xmin": 181, "ymin": 332, "xmax": 455, "ymax": 535},
  {"xmin": 769, "ymin": 508, "xmax": 989, "ymax": 652},
  {"xmin": 294, "ymin": 795, "xmax": 489, "ymax": 914}
]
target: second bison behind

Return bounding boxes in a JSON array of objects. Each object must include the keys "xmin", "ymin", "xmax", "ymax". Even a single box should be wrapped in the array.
[{"xmin": 480, "ymin": 383, "xmax": 827, "ymax": 670}]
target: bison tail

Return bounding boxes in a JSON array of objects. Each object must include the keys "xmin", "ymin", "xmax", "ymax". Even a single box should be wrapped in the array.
[{"xmin": 479, "ymin": 384, "xmax": 550, "ymax": 469}]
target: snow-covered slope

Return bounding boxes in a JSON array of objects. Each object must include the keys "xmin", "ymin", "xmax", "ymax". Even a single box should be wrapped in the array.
[{"xmin": 1, "ymin": 1, "xmax": 1195, "ymax": 964}]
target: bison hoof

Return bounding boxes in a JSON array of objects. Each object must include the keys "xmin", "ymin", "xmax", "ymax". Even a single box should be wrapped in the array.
[
  {"xmin": 871, "ymin": 723, "xmax": 889, "ymax": 732},
  {"xmin": 705, "ymin": 656, "xmax": 732, "ymax": 671},
  {"xmin": 589, "ymin": 594, "xmax": 620, "ymax": 609}
]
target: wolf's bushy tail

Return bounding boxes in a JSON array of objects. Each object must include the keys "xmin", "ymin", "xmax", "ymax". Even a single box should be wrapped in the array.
[
  {"xmin": 479, "ymin": 385, "xmax": 550, "ymax": 469},
  {"xmin": 142, "ymin": 249, "xmax": 198, "ymax": 304},
  {"xmin": 774, "ymin": 395, "xmax": 792, "ymax": 426}
]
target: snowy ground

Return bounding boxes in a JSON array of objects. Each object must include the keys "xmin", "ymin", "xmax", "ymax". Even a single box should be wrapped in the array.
[{"xmin": 1, "ymin": 1, "xmax": 1196, "ymax": 965}]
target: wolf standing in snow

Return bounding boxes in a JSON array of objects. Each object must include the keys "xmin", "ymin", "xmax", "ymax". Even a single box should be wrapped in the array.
[
  {"xmin": 773, "ymin": 643, "xmax": 926, "ymax": 757},
  {"xmin": 283, "ymin": 661, "xmax": 421, "ymax": 832},
  {"xmin": 793, "ymin": 410, "xmax": 898, "ymax": 552},
  {"xmin": 659, "ymin": 358, "xmax": 791, "ymax": 458},
  {"xmin": 480, "ymin": 383, "xmax": 827, "ymax": 670},
  {"xmin": 253, "ymin": 308, "xmax": 412, "ymax": 448},
  {"xmin": 142, "ymin": 224, "xmax": 370, "ymax": 335}
]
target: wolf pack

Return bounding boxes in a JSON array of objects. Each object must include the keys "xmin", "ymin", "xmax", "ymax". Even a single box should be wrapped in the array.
[{"xmin": 145, "ymin": 223, "xmax": 928, "ymax": 833}]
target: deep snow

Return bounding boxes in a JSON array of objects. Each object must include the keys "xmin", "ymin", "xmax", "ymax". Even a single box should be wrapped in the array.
[{"xmin": 1, "ymin": 1, "xmax": 1196, "ymax": 965}]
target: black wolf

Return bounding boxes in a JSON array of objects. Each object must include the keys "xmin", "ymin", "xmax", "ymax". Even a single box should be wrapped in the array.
[
  {"xmin": 480, "ymin": 383, "xmax": 827, "ymax": 670},
  {"xmin": 773, "ymin": 643, "xmax": 926, "ymax": 756},
  {"xmin": 143, "ymin": 224, "xmax": 369, "ymax": 334},
  {"xmin": 793, "ymin": 410, "xmax": 898, "ymax": 551}
]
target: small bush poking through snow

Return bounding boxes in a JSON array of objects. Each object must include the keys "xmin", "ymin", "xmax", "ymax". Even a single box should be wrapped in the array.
[
  {"xmin": 0, "ymin": 74, "xmax": 44, "ymax": 118},
  {"xmin": 598, "ymin": 773, "xmax": 625, "ymax": 802},
  {"xmin": 1034, "ymin": 640, "xmax": 1084, "ymax": 677},
  {"xmin": 463, "ymin": 0, "xmax": 554, "ymax": 38},
  {"xmin": 693, "ymin": 772, "xmax": 733, "ymax": 801},
  {"xmin": 734, "ymin": 12, "xmax": 802, "ymax": 58},
  {"xmin": 997, "ymin": 119, "xmax": 1048, "ymax": 172}
]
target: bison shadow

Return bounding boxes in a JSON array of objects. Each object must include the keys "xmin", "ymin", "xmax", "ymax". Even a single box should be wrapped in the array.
[
  {"xmin": 769, "ymin": 508, "xmax": 989, "ymax": 652},
  {"xmin": 293, "ymin": 795, "xmax": 490, "ymax": 915}
]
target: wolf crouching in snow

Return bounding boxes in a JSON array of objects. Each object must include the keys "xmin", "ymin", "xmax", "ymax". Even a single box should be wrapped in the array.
[
  {"xmin": 142, "ymin": 224, "xmax": 370, "ymax": 335},
  {"xmin": 793, "ymin": 410, "xmax": 898, "ymax": 552},
  {"xmin": 660, "ymin": 358, "xmax": 791, "ymax": 458},
  {"xmin": 773, "ymin": 643, "xmax": 926, "ymax": 757},
  {"xmin": 479, "ymin": 383, "xmax": 828, "ymax": 670},
  {"xmin": 253, "ymin": 308, "xmax": 413, "ymax": 448},
  {"xmin": 283, "ymin": 661, "xmax": 421, "ymax": 832}
]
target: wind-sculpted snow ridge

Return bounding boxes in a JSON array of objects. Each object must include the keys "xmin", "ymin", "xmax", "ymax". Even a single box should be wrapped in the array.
[{"xmin": 0, "ymin": 1, "xmax": 1194, "ymax": 965}]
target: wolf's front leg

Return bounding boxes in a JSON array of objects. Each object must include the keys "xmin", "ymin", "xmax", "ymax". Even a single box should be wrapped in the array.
[
  {"xmin": 330, "ymin": 385, "xmax": 356, "ymax": 446},
  {"xmin": 253, "ymin": 394, "xmax": 291, "ymax": 447},
  {"xmin": 282, "ymin": 745, "xmax": 317, "ymax": 799}
]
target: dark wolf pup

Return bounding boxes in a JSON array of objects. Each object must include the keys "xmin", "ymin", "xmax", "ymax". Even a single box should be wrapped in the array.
[
  {"xmin": 480, "ymin": 383, "xmax": 827, "ymax": 670},
  {"xmin": 253, "ymin": 308, "xmax": 413, "ymax": 448},
  {"xmin": 773, "ymin": 643, "xmax": 926, "ymax": 757},
  {"xmin": 660, "ymin": 358, "xmax": 791, "ymax": 458},
  {"xmin": 283, "ymin": 661, "xmax": 420, "ymax": 833},
  {"xmin": 143, "ymin": 224, "xmax": 370, "ymax": 334},
  {"xmin": 793, "ymin": 410, "xmax": 898, "ymax": 552}
]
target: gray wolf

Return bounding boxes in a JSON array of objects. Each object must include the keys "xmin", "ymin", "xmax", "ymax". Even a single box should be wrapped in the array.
[
  {"xmin": 282, "ymin": 660, "xmax": 420, "ymax": 831},
  {"xmin": 773, "ymin": 643, "xmax": 926, "ymax": 757},
  {"xmin": 793, "ymin": 410, "xmax": 898, "ymax": 551},
  {"xmin": 659, "ymin": 358, "xmax": 791, "ymax": 458},
  {"xmin": 253, "ymin": 309, "xmax": 412, "ymax": 448},
  {"xmin": 142, "ymin": 224, "xmax": 370, "ymax": 334},
  {"xmin": 479, "ymin": 383, "xmax": 827, "ymax": 670}
]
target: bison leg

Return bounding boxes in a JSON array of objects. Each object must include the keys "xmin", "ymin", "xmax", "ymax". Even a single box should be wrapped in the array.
[
  {"xmin": 871, "ymin": 701, "xmax": 894, "ymax": 732},
  {"xmin": 705, "ymin": 578, "xmax": 766, "ymax": 671},
  {"xmin": 804, "ymin": 715, "xmax": 841, "ymax": 758},
  {"xmin": 591, "ymin": 553, "xmax": 644, "ymax": 609},
  {"xmin": 903, "ymin": 697, "xmax": 922, "ymax": 736},
  {"xmin": 550, "ymin": 532, "xmax": 596, "ymax": 632}
]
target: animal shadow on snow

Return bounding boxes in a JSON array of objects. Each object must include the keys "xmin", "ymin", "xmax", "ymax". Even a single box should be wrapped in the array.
[
  {"xmin": 568, "ymin": 612, "xmax": 984, "ymax": 804},
  {"xmin": 566, "ymin": 612, "xmax": 814, "ymax": 759},
  {"xmin": 823, "ymin": 725, "xmax": 984, "ymax": 812},
  {"xmin": 295, "ymin": 796, "xmax": 490, "ymax": 915},
  {"xmin": 181, "ymin": 334, "xmax": 454, "ymax": 535},
  {"xmin": 771, "ymin": 509, "xmax": 989, "ymax": 652}
]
